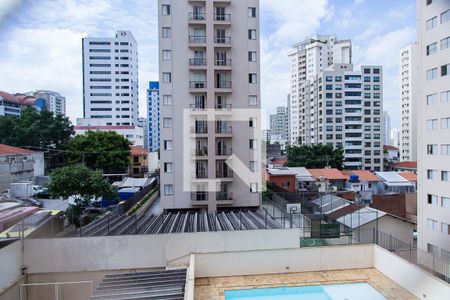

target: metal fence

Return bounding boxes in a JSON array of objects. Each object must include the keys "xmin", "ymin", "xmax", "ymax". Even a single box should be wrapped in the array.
[{"xmin": 113, "ymin": 181, "xmax": 158, "ymax": 214}]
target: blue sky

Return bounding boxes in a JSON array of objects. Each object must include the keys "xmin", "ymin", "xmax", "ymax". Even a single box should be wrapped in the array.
[{"xmin": 0, "ymin": 0, "xmax": 416, "ymax": 129}]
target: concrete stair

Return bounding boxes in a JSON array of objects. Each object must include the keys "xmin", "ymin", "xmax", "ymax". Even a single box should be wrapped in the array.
[{"xmin": 90, "ymin": 269, "xmax": 186, "ymax": 300}]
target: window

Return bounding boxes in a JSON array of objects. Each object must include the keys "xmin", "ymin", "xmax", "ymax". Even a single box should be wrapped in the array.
[
  {"xmin": 325, "ymin": 76, "xmax": 333, "ymax": 82},
  {"xmin": 250, "ymin": 183, "xmax": 258, "ymax": 193},
  {"xmin": 442, "ymin": 171, "xmax": 449, "ymax": 181},
  {"xmin": 426, "ymin": 68, "xmax": 437, "ymax": 80},
  {"xmin": 364, "ymin": 76, "xmax": 370, "ymax": 82},
  {"xmin": 162, "ymin": 27, "xmax": 171, "ymax": 38},
  {"xmin": 427, "ymin": 144, "xmax": 438, "ymax": 155},
  {"xmin": 442, "ymin": 223, "xmax": 450, "ymax": 235},
  {"xmin": 248, "ymin": 51, "xmax": 257, "ymax": 62},
  {"xmin": 164, "ymin": 184, "xmax": 173, "ymax": 196},
  {"xmin": 250, "ymin": 161, "xmax": 258, "ymax": 172},
  {"xmin": 427, "ymin": 218, "xmax": 439, "ymax": 230},
  {"xmin": 427, "ymin": 243, "xmax": 439, "ymax": 255},
  {"xmin": 441, "ymin": 9, "xmax": 450, "ymax": 23},
  {"xmin": 163, "ymin": 72, "xmax": 172, "ymax": 83},
  {"xmin": 249, "ymin": 139, "xmax": 256, "ymax": 149},
  {"xmin": 164, "ymin": 162, "xmax": 173, "ymax": 173},
  {"xmin": 427, "ymin": 170, "xmax": 438, "ymax": 180},
  {"xmin": 442, "ymin": 197, "xmax": 450, "ymax": 208},
  {"xmin": 248, "ymin": 29, "xmax": 257, "ymax": 40},
  {"xmin": 162, "ymin": 4, "xmax": 170, "ymax": 15},
  {"xmin": 248, "ymin": 7, "xmax": 256, "ymax": 18},
  {"xmin": 363, "ymin": 68, "xmax": 371, "ymax": 74},
  {"xmin": 325, "ymin": 84, "xmax": 333, "ymax": 90},
  {"xmin": 164, "ymin": 140, "xmax": 173, "ymax": 150},
  {"xmin": 426, "ymin": 119, "xmax": 438, "ymax": 130},
  {"xmin": 163, "ymin": 118, "xmax": 172, "ymax": 128},
  {"xmin": 441, "ymin": 36, "xmax": 450, "ymax": 50},
  {"xmin": 249, "ymin": 95, "xmax": 257, "ymax": 106},
  {"xmin": 373, "ymin": 76, "xmax": 380, "ymax": 82},
  {"xmin": 441, "ymin": 117, "xmax": 450, "ymax": 129},
  {"xmin": 442, "ymin": 144, "xmax": 450, "ymax": 155},
  {"xmin": 441, "ymin": 90, "xmax": 450, "ymax": 103},
  {"xmin": 426, "ymin": 42, "xmax": 437, "ymax": 55},
  {"xmin": 249, "ymin": 73, "xmax": 257, "ymax": 84},
  {"xmin": 163, "ymin": 95, "xmax": 172, "ymax": 106},
  {"xmin": 373, "ymin": 68, "xmax": 380, "ymax": 74},
  {"xmin": 426, "ymin": 16, "xmax": 437, "ymax": 30},
  {"xmin": 249, "ymin": 117, "xmax": 256, "ymax": 127},
  {"xmin": 335, "ymin": 76, "xmax": 342, "ymax": 82},
  {"xmin": 427, "ymin": 93, "xmax": 438, "ymax": 105},
  {"xmin": 162, "ymin": 50, "xmax": 171, "ymax": 60},
  {"xmin": 441, "ymin": 64, "xmax": 449, "ymax": 76}
]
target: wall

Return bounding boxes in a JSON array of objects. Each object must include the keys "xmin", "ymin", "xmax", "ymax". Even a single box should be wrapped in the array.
[
  {"xmin": 23, "ymin": 229, "xmax": 301, "ymax": 274},
  {"xmin": 267, "ymin": 174, "xmax": 296, "ymax": 193},
  {"xmin": 0, "ymin": 242, "xmax": 22, "ymax": 292},
  {"xmin": 194, "ymin": 244, "xmax": 374, "ymax": 278},
  {"xmin": 31, "ymin": 152, "xmax": 44, "ymax": 177},
  {"xmin": 360, "ymin": 215, "xmax": 415, "ymax": 244},
  {"xmin": 374, "ymin": 245, "xmax": 450, "ymax": 300}
]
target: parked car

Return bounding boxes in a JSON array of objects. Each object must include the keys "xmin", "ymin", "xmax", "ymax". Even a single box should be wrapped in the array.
[
  {"xmin": 32, "ymin": 185, "xmax": 50, "ymax": 199},
  {"xmin": 18, "ymin": 197, "xmax": 44, "ymax": 208}
]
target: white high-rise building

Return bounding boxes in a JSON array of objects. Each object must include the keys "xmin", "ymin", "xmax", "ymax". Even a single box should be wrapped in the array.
[
  {"xmin": 25, "ymin": 90, "xmax": 66, "ymax": 115},
  {"xmin": 400, "ymin": 43, "xmax": 419, "ymax": 161},
  {"xmin": 270, "ymin": 106, "xmax": 289, "ymax": 141},
  {"xmin": 82, "ymin": 31, "xmax": 139, "ymax": 126},
  {"xmin": 383, "ymin": 111, "xmax": 391, "ymax": 146},
  {"xmin": 390, "ymin": 128, "xmax": 400, "ymax": 148},
  {"xmin": 417, "ymin": 0, "xmax": 450, "ymax": 259},
  {"xmin": 147, "ymin": 81, "xmax": 161, "ymax": 152},
  {"xmin": 289, "ymin": 35, "xmax": 351, "ymax": 146},
  {"xmin": 137, "ymin": 117, "xmax": 148, "ymax": 150},
  {"xmin": 158, "ymin": 0, "xmax": 262, "ymax": 212}
]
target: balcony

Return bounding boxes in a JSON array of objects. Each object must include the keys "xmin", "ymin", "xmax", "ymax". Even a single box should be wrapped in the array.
[
  {"xmin": 191, "ymin": 125, "xmax": 208, "ymax": 135},
  {"xmin": 189, "ymin": 81, "xmax": 207, "ymax": 91},
  {"xmin": 215, "ymin": 103, "xmax": 232, "ymax": 111},
  {"xmin": 216, "ymin": 125, "xmax": 232, "ymax": 135},
  {"xmin": 217, "ymin": 192, "xmax": 233, "ymax": 201},
  {"xmin": 188, "ymin": 12, "xmax": 206, "ymax": 22},
  {"xmin": 216, "ymin": 81, "xmax": 232, "ymax": 91},
  {"xmin": 189, "ymin": 36, "xmax": 206, "ymax": 45},
  {"xmin": 191, "ymin": 192, "xmax": 208, "ymax": 205},
  {"xmin": 193, "ymin": 148, "xmax": 208, "ymax": 157},
  {"xmin": 214, "ymin": 14, "xmax": 231, "ymax": 22},
  {"xmin": 215, "ymin": 59, "xmax": 232, "ymax": 69},
  {"xmin": 216, "ymin": 147, "xmax": 232, "ymax": 156},
  {"xmin": 214, "ymin": 36, "xmax": 231, "ymax": 46},
  {"xmin": 196, "ymin": 169, "xmax": 208, "ymax": 179},
  {"xmin": 190, "ymin": 103, "xmax": 206, "ymax": 111},
  {"xmin": 216, "ymin": 169, "xmax": 233, "ymax": 180},
  {"xmin": 189, "ymin": 58, "xmax": 207, "ymax": 68}
]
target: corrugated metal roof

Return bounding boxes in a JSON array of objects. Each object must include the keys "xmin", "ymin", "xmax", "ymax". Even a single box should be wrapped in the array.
[{"xmin": 336, "ymin": 207, "xmax": 386, "ymax": 229}]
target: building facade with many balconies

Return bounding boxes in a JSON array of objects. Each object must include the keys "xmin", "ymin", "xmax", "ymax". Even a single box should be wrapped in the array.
[{"xmin": 158, "ymin": 0, "xmax": 262, "ymax": 212}]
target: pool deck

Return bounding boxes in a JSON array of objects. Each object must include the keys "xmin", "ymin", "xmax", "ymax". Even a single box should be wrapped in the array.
[{"xmin": 194, "ymin": 268, "xmax": 417, "ymax": 299}]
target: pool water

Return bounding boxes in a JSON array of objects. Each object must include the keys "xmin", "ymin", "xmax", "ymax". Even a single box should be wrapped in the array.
[{"xmin": 225, "ymin": 282, "xmax": 387, "ymax": 300}]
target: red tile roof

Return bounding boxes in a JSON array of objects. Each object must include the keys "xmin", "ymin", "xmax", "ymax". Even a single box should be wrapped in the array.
[
  {"xmin": 399, "ymin": 172, "xmax": 417, "ymax": 181},
  {"xmin": 392, "ymin": 161, "xmax": 417, "ymax": 169},
  {"xmin": 383, "ymin": 145, "xmax": 399, "ymax": 150},
  {"xmin": 130, "ymin": 146, "xmax": 148, "ymax": 156},
  {"xmin": 0, "ymin": 144, "xmax": 33, "ymax": 155},
  {"xmin": 271, "ymin": 159, "xmax": 287, "ymax": 166},
  {"xmin": 308, "ymin": 168, "xmax": 347, "ymax": 180},
  {"xmin": 341, "ymin": 170, "xmax": 381, "ymax": 182}
]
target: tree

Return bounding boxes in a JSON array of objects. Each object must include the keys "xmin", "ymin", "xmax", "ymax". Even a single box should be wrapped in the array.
[
  {"xmin": 0, "ymin": 107, "xmax": 73, "ymax": 149},
  {"xmin": 67, "ymin": 131, "xmax": 131, "ymax": 174},
  {"xmin": 47, "ymin": 164, "xmax": 118, "ymax": 226},
  {"xmin": 285, "ymin": 144, "xmax": 344, "ymax": 169}
]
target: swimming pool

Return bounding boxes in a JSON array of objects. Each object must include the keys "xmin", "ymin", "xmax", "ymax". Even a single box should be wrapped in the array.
[{"xmin": 225, "ymin": 282, "xmax": 387, "ymax": 300}]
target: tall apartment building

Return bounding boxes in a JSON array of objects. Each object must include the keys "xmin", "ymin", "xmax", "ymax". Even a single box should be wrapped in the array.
[
  {"xmin": 158, "ymin": 0, "xmax": 262, "ymax": 212},
  {"xmin": 400, "ymin": 43, "xmax": 419, "ymax": 161},
  {"xmin": 82, "ymin": 31, "xmax": 139, "ymax": 126},
  {"xmin": 390, "ymin": 128, "xmax": 401, "ymax": 148},
  {"xmin": 417, "ymin": 0, "xmax": 450, "ymax": 259},
  {"xmin": 383, "ymin": 111, "xmax": 391, "ymax": 146},
  {"xmin": 289, "ymin": 35, "xmax": 352, "ymax": 146},
  {"xmin": 137, "ymin": 117, "xmax": 149, "ymax": 150},
  {"xmin": 147, "ymin": 81, "xmax": 161, "ymax": 152},
  {"xmin": 24, "ymin": 90, "xmax": 66, "ymax": 115},
  {"xmin": 269, "ymin": 106, "xmax": 289, "ymax": 146},
  {"xmin": 318, "ymin": 64, "xmax": 384, "ymax": 171}
]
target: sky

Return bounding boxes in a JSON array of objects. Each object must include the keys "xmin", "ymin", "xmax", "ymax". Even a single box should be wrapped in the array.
[{"xmin": 0, "ymin": 0, "xmax": 416, "ymax": 129}]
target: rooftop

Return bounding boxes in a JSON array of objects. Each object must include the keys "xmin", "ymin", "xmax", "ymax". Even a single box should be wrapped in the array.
[
  {"xmin": 383, "ymin": 145, "xmax": 399, "ymax": 150},
  {"xmin": 398, "ymin": 172, "xmax": 417, "ymax": 182},
  {"xmin": 392, "ymin": 161, "xmax": 417, "ymax": 169},
  {"xmin": 308, "ymin": 168, "xmax": 347, "ymax": 180},
  {"xmin": 0, "ymin": 144, "xmax": 33, "ymax": 155},
  {"xmin": 130, "ymin": 145, "xmax": 148, "ymax": 156},
  {"xmin": 341, "ymin": 170, "xmax": 381, "ymax": 182},
  {"xmin": 266, "ymin": 168, "xmax": 296, "ymax": 176},
  {"xmin": 375, "ymin": 172, "xmax": 415, "ymax": 186}
]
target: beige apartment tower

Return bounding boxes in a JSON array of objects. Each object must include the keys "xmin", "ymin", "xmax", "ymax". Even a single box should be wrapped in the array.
[
  {"xmin": 417, "ymin": 0, "xmax": 450, "ymax": 259},
  {"xmin": 158, "ymin": 0, "xmax": 262, "ymax": 212}
]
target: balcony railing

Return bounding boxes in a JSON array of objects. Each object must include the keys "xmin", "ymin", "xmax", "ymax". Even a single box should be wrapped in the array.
[
  {"xmin": 216, "ymin": 125, "xmax": 232, "ymax": 134},
  {"xmin": 216, "ymin": 169, "xmax": 233, "ymax": 178},
  {"xmin": 194, "ymin": 148, "xmax": 208, "ymax": 156},
  {"xmin": 189, "ymin": 58, "xmax": 207, "ymax": 66},
  {"xmin": 192, "ymin": 126, "xmax": 208, "ymax": 134},
  {"xmin": 216, "ymin": 81, "xmax": 232, "ymax": 89},
  {"xmin": 214, "ymin": 36, "xmax": 231, "ymax": 44},
  {"xmin": 196, "ymin": 170, "xmax": 208, "ymax": 179},
  {"xmin": 189, "ymin": 81, "xmax": 207, "ymax": 89},
  {"xmin": 189, "ymin": 12, "xmax": 206, "ymax": 20},
  {"xmin": 191, "ymin": 192, "xmax": 208, "ymax": 201},
  {"xmin": 215, "ymin": 103, "xmax": 232, "ymax": 110},
  {"xmin": 217, "ymin": 192, "xmax": 233, "ymax": 201},
  {"xmin": 189, "ymin": 36, "xmax": 206, "ymax": 43},
  {"xmin": 216, "ymin": 147, "xmax": 232, "ymax": 156},
  {"xmin": 190, "ymin": 104, "xmax": 206, "ymax": 110},
  {"xmin": 215, "ymin": 59, "xmax": 231, "ymax": 66},
  {"xmin": 214, "ymin": 14, "xmax": 231, "ymax": 21}
]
